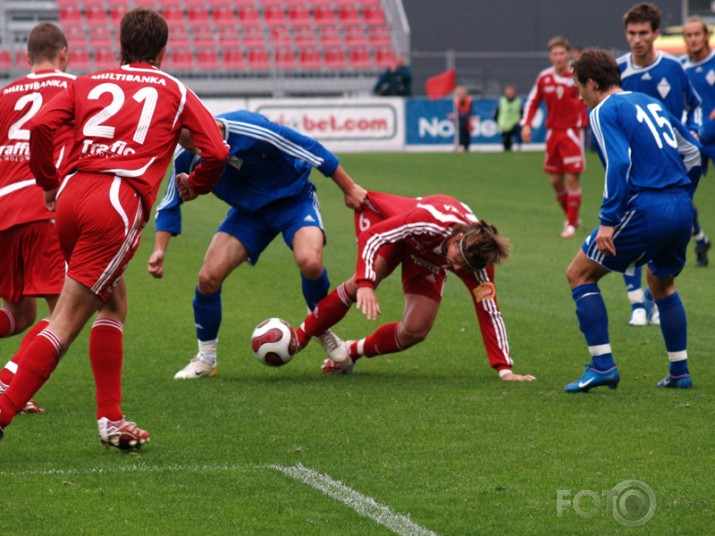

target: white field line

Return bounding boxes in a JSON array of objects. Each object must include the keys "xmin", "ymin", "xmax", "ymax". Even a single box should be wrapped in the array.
[
  {"xmin": 268, "ymin": 463, "xmax": 438, "ymax": 536},
  {"xmin": 1, "ymin": 462, "xmax": 439, "ymax": 536}
]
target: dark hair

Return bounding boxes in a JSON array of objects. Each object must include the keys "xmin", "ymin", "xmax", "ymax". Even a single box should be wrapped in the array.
[
  {"xmin": 623, "ymin": 2, "xmax": 661, "ymax": 32},
  {"xmin": 572, "ymin": 48, "xmax": 622, "ymax": 92},
  {"xmin": 548, "ymin": 35, "xmax": 570, "ymax": 52},
  {"xmin": 454, "ymin": 220, "xmax": 511, "ymax": 270},
  {"xmin": 120, "ymin": 8, "xmax": 168, "ymax": 65},
  {"xmin": 26, "ymin": 23, "xmax": 67, "ymax": 65}
]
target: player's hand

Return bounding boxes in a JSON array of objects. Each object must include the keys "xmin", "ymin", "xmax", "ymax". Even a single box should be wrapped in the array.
[
  {"xmin": 356, "ymin": 286, "xmax": 381, "ymax": 320},
  {"xmin": 147, "ymin": 249, "xmax": 165, "ymax": 279},
  {"xmin": 43, "ymin": 188, "xmax": 58, "ymax": 212},
  {"xmin": 344, "ymin": 184, "xmax": 368, "ymax": 210},
  {"xmin": 500, "ymin": 371, "xmax": 536, "ymax": 381},
  {"xmin": 595, "ymin": 225, "xmax": 616, "ymax": 256},
  {"xmin": 521, "ymin": 125, "xmax": 532, "ymax": 143},
  {"xmin": 176, "ymin": 172, "xmax": 198, "ymax": 201}
]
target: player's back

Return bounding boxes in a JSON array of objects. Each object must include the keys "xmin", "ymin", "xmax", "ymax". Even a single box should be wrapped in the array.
[
  {"xmin": 594, "ymin": 91, "xmax": 690, "ymax": 191},
  {"xmin": 0, "ymin": 70, "xmax": 75, "ymax": 231}
]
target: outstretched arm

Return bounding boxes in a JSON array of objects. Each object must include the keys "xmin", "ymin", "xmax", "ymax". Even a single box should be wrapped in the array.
[
  {"xmin": 148, "ymin": 231, "xmax": 172, "ymax": 279},
  {"xmin": 330, "ymin": 165, "xmax": 367, "ymax": 210}
]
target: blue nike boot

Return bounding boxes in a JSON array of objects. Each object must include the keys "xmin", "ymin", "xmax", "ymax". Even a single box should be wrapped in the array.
[{"xmin": 565, "ymin": 365, "xmax": 620, "ymax": 393}]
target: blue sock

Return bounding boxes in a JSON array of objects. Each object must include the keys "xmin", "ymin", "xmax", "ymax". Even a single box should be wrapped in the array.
[
  {"xmin": 692, "ymin": 206, "xmax": 702, "ymax": 237},
  {"xmin": 193, "ymin": 287, "xmax": 222, "ymax": 342},
  {"xmin": 572, "ymin": 284, "xmax": 615, "ymax": 371},
  {"xmin": 302, "ymin": 268, "xmax": 330, "ymax": 311},
  {"xmin": 656, "ymin": 292, "xmax": 689, "ymax": 376}
]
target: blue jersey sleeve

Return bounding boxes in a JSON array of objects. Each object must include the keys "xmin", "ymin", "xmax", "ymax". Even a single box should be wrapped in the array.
[
  {"xmin": 682, "ymin": 74, "xmax": 703, "ymax": 133},
  {"xmin": 154, "ymin": 149, "xmax": 195, "ymax": 235}
]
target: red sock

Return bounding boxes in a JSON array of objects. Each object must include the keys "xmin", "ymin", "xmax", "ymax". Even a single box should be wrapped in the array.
[
  {"xmin": 0, "ymin": 319, "xmax": 50, "ymax": 386},
  {"xmin": 89, "ymin": 319, "xmax": 124, "ymax": 421},
  {"xmin": 356, "ymin": 322, "xmax": 404, "ymax": 358},
  {"xmin": 0, "ymin": 330, "xmax": 62, "ymax": 428},
  {"xmin": 296, "ymin": 283, "xmax": 353, "ymax": 347},
  {"xmin": 555, "ymin": 190, "xmax": 568, "ymax": 214},
  {"xmin": 0, "ymin": 309, "xmax": 16, "ymax": 337},
  {"xmin": 566, "ymin": 189, "xmax": 582, "ymax": 226}
]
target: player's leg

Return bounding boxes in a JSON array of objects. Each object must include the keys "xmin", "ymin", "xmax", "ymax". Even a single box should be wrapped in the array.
[
  {"xmin": 175, "ymin": 231, "xmax": 249, "ymax": 379},
  {"xmin": 691, "ymin": 203, "xmax": 710, "ymax": 267},
  {"xmin": 290, "ymin": 226, "xmax": 329, "ymax": 311},
  {"xmin": 561, "ymin": 129, "xmax": 586, "ymax": 238},
  {"xmin": 564, "ymin": 172, "xmax": 582, "ymax": 233},
  {"xmin": 0, "ymin": 277, "xmax": 101, "ymax": 432},
  {"xmin": 564, "ymin": 249, "xmax": 620, "ymax": 393},
  {"xmin": 0, "ymin": 298, "xmax": 37, "ymax": 339},
  {"xmin": 623, "ymin": 266, "xmax": 648, "ymax": 326}
]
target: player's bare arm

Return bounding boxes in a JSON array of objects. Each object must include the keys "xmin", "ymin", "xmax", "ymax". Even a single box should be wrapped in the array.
[
  {"xmin": 147, "ymin": 231, "xmax": 172, "ymax": 279},
  {"xmin": 330, "ymin": 165, "xmax": 367, "ymax": 210}
]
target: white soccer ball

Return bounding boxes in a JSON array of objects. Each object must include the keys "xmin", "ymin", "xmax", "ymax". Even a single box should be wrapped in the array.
[{"xmin": 251, "ymin": 318, "xmax": 299, "ymax": 367}]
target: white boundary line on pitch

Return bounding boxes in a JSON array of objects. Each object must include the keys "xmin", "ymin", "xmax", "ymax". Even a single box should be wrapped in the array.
[
  {"xmin": 0, "ymin": 462, "xmax": 439, "ymax": 536},
  {"xmin": 268, "ymin": 463, "xmax": 439, "ymax": 536}
]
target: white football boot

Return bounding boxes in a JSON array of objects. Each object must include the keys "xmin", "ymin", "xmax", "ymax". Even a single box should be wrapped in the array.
[{"xmin": 174, "ymin": 354, "xmax": 217, "ymax": 379}]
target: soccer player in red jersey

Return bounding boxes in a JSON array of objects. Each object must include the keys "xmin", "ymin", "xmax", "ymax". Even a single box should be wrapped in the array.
[
  {"xmin": 293, "ymin": 191, "xmax": 536, "ymax": 381},
  {"xmin": 0, "ymin": 8, "xmax": 229, "ymax": 449},
  {"xmin": 0, "ymin": 23, "xmax": 75, "ymax": 414},
  {"xmin": 521, "ymin": 36, "xmax": 589, "ymax": 239}
]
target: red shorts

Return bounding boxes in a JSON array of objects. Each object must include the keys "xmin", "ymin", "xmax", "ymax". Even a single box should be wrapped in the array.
[
  {"xmin": 0, "ymin": 221, "xmax": 65, "ymax": 302},
  {"xmin": 544, "ymin": 128, "xmax": 585, "ymax": 175},
  {"xmin": 355, "ymin": 198, "xmax": 446, "ymax": 303},
  {"xmin": 55, "ymin": 173, "xmax": 144, "ymax": 301}
]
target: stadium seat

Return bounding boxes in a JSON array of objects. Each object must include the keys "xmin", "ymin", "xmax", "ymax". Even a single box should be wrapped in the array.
[
  {"xmin": 274, "ymin": 47, "xmax": 297, "ymax": 69},
  {"xmin": 348, "ymin": 46, "xmax": 372, "ymax": 68},
  {"xmin": 334, "ymin": 0, "xmax": 356, "ymax": 5},
  {"xmin": 368, "ymin": 26, "xmax": 391, "ymax": 46},
  {"xmin": 212, "ymin": 6, "xmax": 235, "ymax": 27},
  {"xmin": 313, "ymin": 6, "xmax": 335, "ymax": 26},
  {"xmin": 80, "ymin": 0, "xmax": 106, "ymax": 6},
  {"xmin": 63, "ymin": 24, "xmax": 87, "ymax": 49},
  {"xmin": 196, "ymin": 47, "xmax": 219, "ymax": 70},
  {"xmin": 59, "ymin": 7, "xmax": 83, "ymax": 25},
  {"xmin": 358, "ymin": 0, "xmax": 381, "ymax": 4},
  {"xmin": 363, "ymin": 6, "xmax": 386, "ymax": 25},
  {"xmin": 223, "ymin": 0, "xmax": 253, "ymax": 6},
  {"xmin": 259, "ymin": 0, "xmax": 282, "ymax": 5},
  {"xmin": 88, "ymin": 25, "xmax": 114, "ymax": 48},
  {"xmin": 284, "ymin": 0, "xmax": 307, "ymax": 5},
  {"xmin": 375, "ymin": 46, "xmax": 395, "ymax": 67},
  {"xmin": 324, "ymin": 48, "xmax": 346, "ymax": 69},
  {"xmin": 161, "ymin": 7, "xmax": 185, "ymax": 25},
  {"xmin": 187, "ymin": 7, "xmax": 211, "ymax": 25},
  {"xmin": 110, "ymin": 6, "xmax": 130, "ymax": 26},
  {"xmin": 193, "ymin": 26, "xmax": 216, "ymax": 48},
  {"xmin": 241, "ymin": 25, "xmax": 265, "ymax": 47},
  {"xmin": 344, "ymin": 25, "xmax": 367, "ymax": 47},
  {"xmin": 94, "ymin": 47, "xmax": 117, "ymax": 70},
  {"xmin": 222, "ymin": 48, "xmax": 245, "ymax": 70},
  {"xmin": 318, "ymin": 25, "xmax": 341, "ymax": 47},
  {"xmin": 186, "ymin": 0, "xmax": 209, "ymax": 7},
  {"xmin": 308, "ymin": 0, "xmax": 332, "ymax": 5},
  {"xmin": 263, "ymin": 6, "xmax": 286, "ymax": 26},
  {"xmin": 217, "ymin": 26, "xmax": 241, "ymax": 47},
  {"xmin": 292, "ymin": 25, "xmax": 316, "ymax": 48},
  {"xmin": 269, "ymin": 26, "xmax": 292, "ymax": 47},
  {"xmin": 85, "ymin": 7, "xmax": 109, "ymax": 25},
  {"xmin": 133, "ymin": 0, "xmax": 157, "ymax": 7},
  {"xmin": 14, "ymin": 49, "xmax": 27, "ymax": 70},
  {"xmin": 69, "ymin": 47, "xmax": 92, "ymax": 71},
  {"xmin": 167, "ymin": 48, "xmax": 195, "ymax": 71},
  {"xmin": 237, "ymin": 7, "xmax": 260, "ymax": 24},
  {"xmin": 170, "ymin": 26, "xmax": 192, "ymax": 47},
  {"xmin": 338, "ymin": 6, "xmax": 361, "ymax": 25},
  {"xmin": 299, "ymin": 47, "xmax": 322, "ymax": 70},
  {"xmin": 288, "ymin": 6, "xmax": 311, "ymax": 25},
  {"xmin": 0, "ymin": 49, "xmax": 12, "ymax": 70},
  {"xmin": 248, "ymin": 48, "xmax": 271, "ymax": 70}
]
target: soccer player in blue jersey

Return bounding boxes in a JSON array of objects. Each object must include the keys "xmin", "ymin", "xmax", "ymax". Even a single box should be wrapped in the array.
[
  {"xmin": 149, "ymin": 110, "xmax": 367, "ymax": 379},
  {"xmin": 617, "ymin": 3, "xmax": 708, "ymax": 327},
  {"xmin": 682, "ymin": 16, "xmax": 714, "ymax": 266},
  {"xmin": 564, "ymin": 48, "xmax": 700, "ymax": 393}
]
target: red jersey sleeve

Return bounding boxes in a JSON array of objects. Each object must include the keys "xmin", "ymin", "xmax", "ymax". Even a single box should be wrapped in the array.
[{"xmin": 521, "ymin": 74, "xmax": 544, "ymax": 127}]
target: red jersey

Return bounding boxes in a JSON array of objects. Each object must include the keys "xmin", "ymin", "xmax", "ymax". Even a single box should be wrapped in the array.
[
  {"xmin": 521, "ymin": 66, "xmax": 587, "ymax": 130},
  {"xmin": 28, "ymin": 63, "xmax": 228, "ymax": 217},
  {"xmin": 0, "ymin": 70, "xmax": 75, "ymax": 232},
  {"xmin": 356, "ymin": 193, "xmax": 478, "ymax": 288}
]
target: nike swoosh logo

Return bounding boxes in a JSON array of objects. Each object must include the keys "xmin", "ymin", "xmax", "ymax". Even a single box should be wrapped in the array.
[{"xmin": 578, "ymin": 378, "xmax": 595, "ymax": 388}]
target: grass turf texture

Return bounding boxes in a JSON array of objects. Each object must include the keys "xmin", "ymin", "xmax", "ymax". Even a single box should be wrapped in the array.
[{"xmin": 2, "ymin": 151, "xmax": 714, "ymax": 535}]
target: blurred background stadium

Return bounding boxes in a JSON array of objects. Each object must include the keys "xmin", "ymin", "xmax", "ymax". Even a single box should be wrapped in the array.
[{"xmin": 1, "ymin": 0, "xmax": 695, "ymax": 97}]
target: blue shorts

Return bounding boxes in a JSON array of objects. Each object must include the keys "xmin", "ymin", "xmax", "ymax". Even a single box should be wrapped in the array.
[
  {"xmin": 582, "ymin": 189, "xmax": 692, "ymax": 279},
  {"xmin": 217, "ymin": 187, "xmax": 325, "ymax": 265}
]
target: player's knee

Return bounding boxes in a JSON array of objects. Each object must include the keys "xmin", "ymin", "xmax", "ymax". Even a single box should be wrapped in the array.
[
  {"xmin": 197, "ymin": 269, "xmax": 223, "ymax": 294},
  {"xmin": 298, "ymin": 257, "xmax": 324, "ymax": 280},
  {"xmin": 398, "ymin": 325, "xmax": 429, "ymax": 347}
]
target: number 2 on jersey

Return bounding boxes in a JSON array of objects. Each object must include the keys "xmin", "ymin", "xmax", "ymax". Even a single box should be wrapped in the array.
[{"xmin": 84, "ymin": 83, "xmax": 158, "ymax": 145}]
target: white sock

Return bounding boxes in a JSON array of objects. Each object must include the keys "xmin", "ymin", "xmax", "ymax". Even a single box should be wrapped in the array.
[{"xmin": 198, "ymin": 339, "xmax": 218, "ymax": 366}]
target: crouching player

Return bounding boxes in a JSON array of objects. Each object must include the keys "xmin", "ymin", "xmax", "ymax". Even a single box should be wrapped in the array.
[{"xmin": 291, "ymin": 191, "xmax": 536, "ymax": 381}]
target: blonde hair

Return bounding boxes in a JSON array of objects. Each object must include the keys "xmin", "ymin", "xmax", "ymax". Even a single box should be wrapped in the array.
[{"xmin": 454, "ymin": 220, "xmax": 511, "ymax": 270}]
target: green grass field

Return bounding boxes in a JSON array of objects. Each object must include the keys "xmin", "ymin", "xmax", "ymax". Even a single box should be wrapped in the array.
[{"xmin": 2, "ymin": 151, "xmax": 714, "ymax": 535}]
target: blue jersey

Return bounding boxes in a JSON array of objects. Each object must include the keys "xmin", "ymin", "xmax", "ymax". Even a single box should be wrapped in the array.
[
  {"xmin": 618, "ymin": 51, "xmax": 702, "ymax": 132},
  {"xmin": 589, "ymin": 91, "xmax": 701, "ymax": 226},
  {"xmin": 682, "ymin": 50, "xmax": 715, "ymax": 156},
  {"xmin": 155, "ymin": 110, "xmax": 340, "ymax": 235}
]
